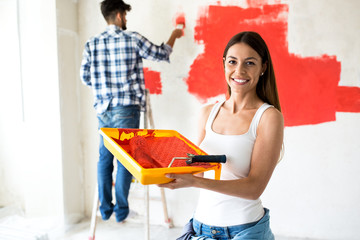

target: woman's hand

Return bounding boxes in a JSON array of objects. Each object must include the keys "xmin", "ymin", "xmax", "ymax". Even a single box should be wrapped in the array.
[{"xmin": 158, "ymin": 173, "xmax": 197, "ymax": 189}]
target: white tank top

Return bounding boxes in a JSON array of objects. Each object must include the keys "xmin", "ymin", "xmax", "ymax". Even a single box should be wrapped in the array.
[{"xmin": 194, "ymin": 100, "xmax": 273, "ymax": 226}]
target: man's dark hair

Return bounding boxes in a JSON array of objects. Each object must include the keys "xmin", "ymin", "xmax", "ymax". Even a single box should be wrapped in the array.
[{"xmin": 100, "ymin": 0, "xmax": 131, "ymax": 22}]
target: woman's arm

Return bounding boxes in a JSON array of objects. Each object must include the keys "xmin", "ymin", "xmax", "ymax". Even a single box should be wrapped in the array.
[
  {"xmin": 196, "ymin": 104, "xmax": 213, "ymax": 146},
  {"xmin": 159, "ymin": 107, "xmax": 284, "ymax": 200}
]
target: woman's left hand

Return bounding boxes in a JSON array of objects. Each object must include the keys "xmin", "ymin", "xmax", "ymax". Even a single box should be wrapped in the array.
[{"xmin": 157, "ymin": 173, "xmax": 197, "ymax": 189}]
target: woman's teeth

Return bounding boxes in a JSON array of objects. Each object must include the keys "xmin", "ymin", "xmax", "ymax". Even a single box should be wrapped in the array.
[{"xmin": 233, "ymin": 78, "xmax": 247, "ymax": 83}]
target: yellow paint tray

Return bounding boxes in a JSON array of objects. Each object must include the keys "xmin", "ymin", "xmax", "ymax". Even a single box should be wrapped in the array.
[{"xmin": 100, "ymin": 128, "xmax": 222, "ymax": 185}]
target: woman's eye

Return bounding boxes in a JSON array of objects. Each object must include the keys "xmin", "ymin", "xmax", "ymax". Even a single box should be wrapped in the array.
[
  {"xmin": 246, "ymin": 61, "xmax": 255, "ymax": 66},
  {"xmin": 228, "ymin": 60, "xmax": 237, "ymax": 65}
]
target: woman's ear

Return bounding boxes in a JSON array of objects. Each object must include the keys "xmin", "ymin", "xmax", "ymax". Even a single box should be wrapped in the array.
[{"xmin": 262, "ymin": 62, "xmax": 268, "ymax": 75}]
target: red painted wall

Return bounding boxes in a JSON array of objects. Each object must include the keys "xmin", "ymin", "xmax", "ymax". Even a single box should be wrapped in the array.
[
  {"xmin": 144, "ymin": 3, "xmax": 360, "ymax": 127},
  {"xmin": 144, "ymin": 67, "xmax": 162, "ymax": 94}
]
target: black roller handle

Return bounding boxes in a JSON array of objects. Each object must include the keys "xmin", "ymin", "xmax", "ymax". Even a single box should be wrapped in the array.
[{"xmin": 186, "ymin": 154, "xmax": 226, "ymax": 164}]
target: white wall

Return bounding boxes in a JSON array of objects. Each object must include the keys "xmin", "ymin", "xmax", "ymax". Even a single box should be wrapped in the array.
[
  {"xmin": 56, "ymin": 0, "xmax": 84, "ymax": 223},
  {"xmin": 0, "ymin": 0, "xmax": 65, "ymax": 218},
  {"xmin": 1, "ymin": 0, "xmax": 359, "ymax": 239},
  {"xmin": 78, "ymin": 0, "xmax": 360, "ymax": 239},
  {"xmin": 0, "ymin": 0, "xmax": 83, "ymax": 225},
  {"xmin": 264, "ymin": 1, "xmax": 360, "ymax": 239},
  {"xmin": 0, "ymin": 0, "xmax": 26, "ymax": 210}
]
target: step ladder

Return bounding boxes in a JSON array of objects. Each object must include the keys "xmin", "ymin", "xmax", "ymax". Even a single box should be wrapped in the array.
[{"xmin": 89, "ymin": 89, "xmax": 173, "ymax": 240}]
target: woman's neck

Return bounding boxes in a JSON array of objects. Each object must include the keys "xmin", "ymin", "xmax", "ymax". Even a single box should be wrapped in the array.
[{"xmin": 225, "ymin": 93, "xmax": 262, "ymax": 113}]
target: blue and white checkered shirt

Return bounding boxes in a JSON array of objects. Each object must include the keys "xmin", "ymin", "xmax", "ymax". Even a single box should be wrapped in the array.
[{"xmin": 80, "ymin": 25, "xmax": 172, "ymax": 114}]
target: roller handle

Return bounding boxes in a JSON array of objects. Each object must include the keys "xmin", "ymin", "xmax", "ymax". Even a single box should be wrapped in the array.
[{"xmin": 186, "ymin": 155, "xmax": 226, "ymax": 164}]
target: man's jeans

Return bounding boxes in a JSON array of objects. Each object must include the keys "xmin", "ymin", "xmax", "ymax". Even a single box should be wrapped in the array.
[{"xmin": 97, "ymin": 105, "xmax": 140, "ymax": 222}]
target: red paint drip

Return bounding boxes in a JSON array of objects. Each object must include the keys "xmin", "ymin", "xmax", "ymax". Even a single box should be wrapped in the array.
[
  {"xmin": 186, "ymin": 4, "xmax": 359, "ymax": 126},
  {"xmin": 144, "ymin": 67, "xmax": 162, "ymax": 94}
]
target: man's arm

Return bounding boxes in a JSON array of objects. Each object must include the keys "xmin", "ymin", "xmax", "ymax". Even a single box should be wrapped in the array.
[
  {"xmin": 135, "ymin": 29, "xmax": 183, "ymax": 62},
  {"xmin": 166, "ymin": 29, "xmax": 183, "ymax": 48}
]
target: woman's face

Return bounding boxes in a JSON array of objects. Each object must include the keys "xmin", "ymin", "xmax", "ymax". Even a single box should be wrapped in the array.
[{"xmin": 224, "ymin": 42, "xmax": 266, "ymax": 96}]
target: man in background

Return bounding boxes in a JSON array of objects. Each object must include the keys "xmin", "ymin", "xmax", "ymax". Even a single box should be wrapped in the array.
[{"xmin": 80, "ymin": 0, "xmax": 183, "ymax": 223}]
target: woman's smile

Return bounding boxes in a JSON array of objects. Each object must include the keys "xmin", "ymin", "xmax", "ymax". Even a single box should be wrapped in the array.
[{"xmin": 232, "ymin": 77, "xmax": 249, "ymax": 84}]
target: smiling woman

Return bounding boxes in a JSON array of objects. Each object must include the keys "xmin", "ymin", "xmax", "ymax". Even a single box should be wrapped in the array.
[
  {"xmin": 159, "ymin": 31, "xmax": 284, "ymax": 240},
  {"xmin": 222, "ymin": 32, "xmax": 281, "ymax": 112}
]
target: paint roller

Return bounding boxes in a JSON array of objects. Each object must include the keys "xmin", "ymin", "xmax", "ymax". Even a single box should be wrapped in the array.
[
  {"xmin": 168, "ymin": 153, "xmax": 226, "ymax": 168},
  {"xmin": 129, "ymin": 135, "xmax": 226, "ymax": 169},
  {"xmin": 175, "ymin": 13, "xmax": 185, "ymax": 30},
  {"xmin": 129, "ymin": 136, "xmax": 163, "ymax": 168}
]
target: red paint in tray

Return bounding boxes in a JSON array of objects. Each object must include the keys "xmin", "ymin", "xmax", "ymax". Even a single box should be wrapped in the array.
[{"xmin": 112, "ymin": 129, "xmax": 212, "ymax": 169}]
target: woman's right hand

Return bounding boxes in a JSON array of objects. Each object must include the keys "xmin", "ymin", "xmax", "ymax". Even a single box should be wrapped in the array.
[{"xmin": 157, "ymin": 173, "xmax": 197, "ymax": 189}]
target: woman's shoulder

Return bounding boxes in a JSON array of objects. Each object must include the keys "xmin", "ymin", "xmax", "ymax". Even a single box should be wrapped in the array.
[
  {"xmin": 260, "ymin": 105, "xmax": 284, "ymax": 129},
  {"xmin": 198, "ymin": 102, "xmax": 218, "ymax": 128},
  {"xmin": 200, "ymin": 102, "xmax": 220, "ymax": 118},
  {"xmin": 201, "ymin": 102, "xmax": 216, "ymax": 113}
]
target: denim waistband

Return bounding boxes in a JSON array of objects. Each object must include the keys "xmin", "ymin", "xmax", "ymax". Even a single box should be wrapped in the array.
[
  {"xmin": 108, "ymin": 105, "xmax": 140, "ymax": 111},
  {"xmin": 192, "ymin": 217, "xmax": 259, "ymax": 239}
]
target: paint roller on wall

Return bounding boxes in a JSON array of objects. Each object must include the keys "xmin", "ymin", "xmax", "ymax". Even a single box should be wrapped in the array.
[{"xmin": 174, "ymin": 12, "xmax": 185, "ymax": 34}]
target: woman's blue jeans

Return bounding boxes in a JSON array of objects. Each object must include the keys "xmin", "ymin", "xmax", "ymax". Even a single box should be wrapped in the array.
[
  {"xmin": 177, "ymin": 209, "xmax": 274, "ymax": 240},
  {"xmin": 97, "ymin": 105, "xmax": 140, "ymax": 222}
]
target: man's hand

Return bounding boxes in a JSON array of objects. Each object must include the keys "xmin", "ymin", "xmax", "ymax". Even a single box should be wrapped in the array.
[
  {"xmin": 166, "ymin": 29, "xmax": 184, "ymax": 48},
  {"xmin": 172, "ymin": 28, "xmax": 184, "ymax": 38}
]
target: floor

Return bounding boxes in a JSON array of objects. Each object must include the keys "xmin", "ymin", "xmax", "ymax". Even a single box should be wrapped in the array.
[
  {"xmin": 57, "ymin": 219, "xmax": 304, "ymax": 240},
  {"xmin": 59, "ymin": 218, "xmax": 183, "ymax": 240},
  {"xmin": 0, "ymin": 205, "xmax": 313, "ymax": 240},
  {"xmin": 0, "ymin": 212, "xmax": 314, "ymax": 240},
  {"xmin": 55, "ymin": 216, "xmax": 311, "ymax": 240}
]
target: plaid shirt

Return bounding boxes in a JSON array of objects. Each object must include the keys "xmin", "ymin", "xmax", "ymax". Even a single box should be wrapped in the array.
[{"xmin": 80, "ymin": 25, "xmax": 172, "ymax": 114}]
